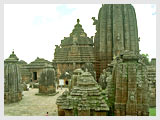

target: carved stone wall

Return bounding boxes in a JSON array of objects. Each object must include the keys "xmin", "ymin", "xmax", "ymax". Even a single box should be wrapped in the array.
[
  {"xmin": 107, "ymin": 51, "xmax": 149, "ymax": 116},
  {"xmin": 147, "ymin": 58, "xmax": 156, "ymax": 107}
]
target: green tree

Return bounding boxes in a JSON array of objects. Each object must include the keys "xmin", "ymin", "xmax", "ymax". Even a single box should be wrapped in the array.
[{"xmin": 141, "ymin": 53, "xmax": 150, "ymax": 65}]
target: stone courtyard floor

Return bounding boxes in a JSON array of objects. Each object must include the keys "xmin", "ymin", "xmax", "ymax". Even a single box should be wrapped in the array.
[{"xmin": 4, "ymin": 88, "xmax": 67, "ymax": 116}]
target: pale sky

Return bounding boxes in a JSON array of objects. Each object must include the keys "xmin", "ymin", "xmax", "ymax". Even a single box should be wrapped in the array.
[{"xmin": 4, "ymin": 4, "xmax": 156, "ymax": 63}]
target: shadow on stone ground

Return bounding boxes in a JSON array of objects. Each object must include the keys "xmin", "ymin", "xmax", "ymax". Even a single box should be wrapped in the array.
[{"xmin": 4, "ymin": 88, "xmax": 67, "ymax": 116}]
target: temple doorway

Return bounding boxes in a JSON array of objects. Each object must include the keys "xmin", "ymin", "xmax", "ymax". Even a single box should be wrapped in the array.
[
  {"xmin": 33, "ymin": 72, "xmax": 37, "ymax": 80},
  {"xmin": 65, "ymin": 80, "xmax": 68, "ymax": 85}
]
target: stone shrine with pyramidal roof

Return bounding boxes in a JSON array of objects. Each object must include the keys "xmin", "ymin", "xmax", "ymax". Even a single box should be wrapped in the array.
[
  {"xmin": 53, "ymin": 19, "xmax": 96, "ymax": 84},
  {"xmin": 56, "ymin": 70, "xmax": 109, "ymax": 116}
]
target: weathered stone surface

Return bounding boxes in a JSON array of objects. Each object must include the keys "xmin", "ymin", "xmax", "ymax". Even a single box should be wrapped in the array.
[
  {"xmin": 69, "ymin": 68, "xmax": 83, "ymax": 92},
  {"xmin": 18, "ymin": 60, "xmax": 31, "ymax": 84},
  {"xmin": 39, "ymin": 67, "xmax": 56, "ymax": 94},
  {"xmin": 147, "ymin": 58, "xmax": 156, "ymax": 107},
  {"xmin": 4, "ymin": 51, "xmax": 23, "ymax": 103},
  {"xmin": 93, "ymin": 4, "xmax": 139, "ymax": 80},
  {"xmin": 99, "ymin": 69, "xmax": 107, "ymax": 89},
  {"xmin": 81, "ymin": 62, "xmax": 96, "ymax": 79},
  {"xmin": 56, "ymin": 71, "xmax": 109, "ymax": 116},
  {"xmin": 4, "ymin": 4, "xmax": 155, "ymax": 117},
  {"xmin": 53, "ymin": 19, "xmax": 96, "ymax": 80},
  {"xmin": 106, "ymin": 51, "xmax": 149, "ymax": 116}
]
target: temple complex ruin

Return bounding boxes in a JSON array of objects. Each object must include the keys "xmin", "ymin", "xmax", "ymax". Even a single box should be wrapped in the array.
[
  {"xmin": 4, "ymin": 51, "xmax": 23, "ymax": 103},
  {"xmin": 55, "ymin": 4, "xmax": 155, "ymax": 116},
  {"xmin": 4, "ymin": 4, "xmax": 156, "ymax": 116}
]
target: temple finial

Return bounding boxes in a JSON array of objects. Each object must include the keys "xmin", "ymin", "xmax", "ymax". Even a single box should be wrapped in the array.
[
  {"xmin": 12, "ymin": 49, "xmax": 14, "ymax": 54},
  {"xmin": 77, "ymin": 19, "xmax": 80, "ymax": 24}
]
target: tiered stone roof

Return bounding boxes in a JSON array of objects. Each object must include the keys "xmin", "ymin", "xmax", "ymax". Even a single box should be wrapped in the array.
[
  {"xmin": 5, "ymin": 50, "xmax": 19, "ymax": 63},
  {"xmin": 53, "ymin": 19, "xmax": 95, "ymax": 63},
  {"xmin": 25, "ymin": 57, "xmax": 52, "ymax": 69},
  {"xmin": 57, "ymin": 71, "xmax": 109, "ymax": 112},
  {"xmin": 18, "ymin": 60, "xmax": 27, "ymax": 65}
]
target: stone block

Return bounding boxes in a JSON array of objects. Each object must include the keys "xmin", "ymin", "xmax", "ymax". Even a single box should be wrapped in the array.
[{"xmin": 78, "ymin": 110, "xmax": 90, "ymax": 116}]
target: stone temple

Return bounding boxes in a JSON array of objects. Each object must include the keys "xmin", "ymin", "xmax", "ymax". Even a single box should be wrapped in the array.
[
  {"xmin": 53, "ymin": 19, "xmax": 96, "ymax": 85},
  {"xmin": 56, "ymin": 70, "xmax": 109, "ymax": 116},
  {"xmin": 24, "ymin": 57, "xmax": 53, "ymax": 83},
  {"xmin": 4, "ymin": 51, "xmax": 22, "ymax": 103},
  {"xmin": 4, "ymin": 4, "xmax": 156, "ymax": 116}
]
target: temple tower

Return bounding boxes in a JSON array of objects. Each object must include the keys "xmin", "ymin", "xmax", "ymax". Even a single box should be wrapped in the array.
[
  {"xmin": 93, "ymin": 4, "xmax": 139, "ymax": 80},
  {"xmin": 4, "ymin": 51, "xmax": 23, "ymax": 103}
]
